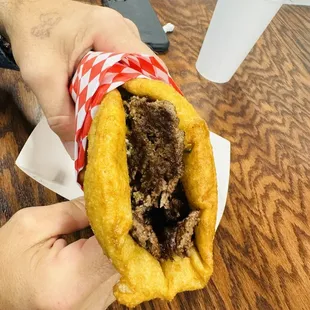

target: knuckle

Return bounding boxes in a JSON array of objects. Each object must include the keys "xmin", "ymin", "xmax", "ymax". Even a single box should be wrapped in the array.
[
  {"xmin": 13, "ymin": 208, "xmax": 37, "ymax": 230},
  {"xmin": 92, "ymin": 6, "xmax": 124, "ymax": 25},
  {"xmin": 47, "ymin": 115, "xmax": 75, "ymax": 141},
  {"xmin": 103, "ymin": 7, "xmax": 125, "ymax": 20},
  {"xmin": 124, "ymin": 18, "xmax": 139, "ymax": 33},
  {"xmin": 53, "ymin": 200, "xmax": 86, "ymax": 231}
]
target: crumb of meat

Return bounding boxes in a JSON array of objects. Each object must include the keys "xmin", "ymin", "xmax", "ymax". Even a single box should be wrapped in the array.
[
  {"xmin": 163, "ymin": 182, "xmax": 189, "ymax": 222},
  {"xmin": 164, "ymin": 198, "xmax": 186, "ymax": 222},
  {"xmin": 161, "ymin": 211, "xmax": 200, "ymax": 259},
  {"xmin": 130, "ymin": 207, "xmax": 161, "ymax": 259},
  {"xmin": 174, "ymin": 210, "xmax": 200, "ymax": 256}
]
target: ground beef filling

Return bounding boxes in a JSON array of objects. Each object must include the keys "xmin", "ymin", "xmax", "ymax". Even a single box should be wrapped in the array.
[{"xmin": 125, "ymin": 96, "xmax": 200, "ymax": 260}]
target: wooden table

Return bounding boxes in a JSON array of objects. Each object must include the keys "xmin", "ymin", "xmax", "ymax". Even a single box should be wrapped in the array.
[{"xmin": 1, "ymin": 0, "xmax": 310, "ymax": 309}]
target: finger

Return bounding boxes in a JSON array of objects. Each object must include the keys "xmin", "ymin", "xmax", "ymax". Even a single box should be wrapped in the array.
[
  {"xmin": 53, "ymin": 238, "xmax": 87, "ymax": 260},
  {"xmin": 124, "ymin": 18, "xmax": 140, "ymax": 39},
  {"xmin": 93, "ymin": 30, "xmax": 153, "ymax": 55},
  {"xmin": 57, "ymin": 235, "xmax": 119, "ymax": 309},
  {"xmin": 48, "ymin": 198, "xmax": 88, "ymax": 236},
  {"xmin": 59, "ymin": 236, "xmax": 97, "ymax": 258},
  {"xmin": 92, "ymin": 11, "xmax": 168, "ymax": 72},
  {"xmin": 50, "ymin": 238, "xmax": 68, "ymax": 255},
  {"xmin": 19, "ymin": 51, "xmax": 75, "ymax": 142},
  {"xmin": 69, "ymin": 238, "xmax": 88, "ymax": 250},
  {"xmin": 80, "ymin": 235, "xmax": 104, "ymax": 257},
  {"xmin": 60, "ymin": 236, "xmax": 116, "ymax": 279},
  {"xmin": 92, "ymin": 11, "xmax": 154, "ymax": 55},
  {"xmin": 93, "ymin": 26, "xmax": 168, "ymax": 72},
  {"xmin": 25, "ymin": 198, "xmax": 89, "ymax": 240},
  {"xmin": 37, "ymin": 75, "xmax": 75, "ymax": 143}
]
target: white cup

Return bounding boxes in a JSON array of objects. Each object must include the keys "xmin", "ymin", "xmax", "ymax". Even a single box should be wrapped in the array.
[{"xmin": 196, "ymin": 0, "xmax": 284, "ymax": 83}]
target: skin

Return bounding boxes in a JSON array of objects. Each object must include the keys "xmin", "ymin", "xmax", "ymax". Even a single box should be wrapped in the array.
[
  {"xmin": 0, "ymin": 198, "xmax": 120, "ymax": 310},
  {"xmin": 0, "ymin": 0, "xmax": 160, "ymax": 309}
]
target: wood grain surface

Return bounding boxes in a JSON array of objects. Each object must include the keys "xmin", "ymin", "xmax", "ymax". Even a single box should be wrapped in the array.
[{"xmin": 0, "ymin": 0, "xmax": 310, "ymax": 309}]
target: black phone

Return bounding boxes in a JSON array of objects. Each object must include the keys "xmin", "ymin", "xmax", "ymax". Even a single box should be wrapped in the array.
[{"xmin": 102, "ymin": 0, "xmax": 169, "ymax": 53}]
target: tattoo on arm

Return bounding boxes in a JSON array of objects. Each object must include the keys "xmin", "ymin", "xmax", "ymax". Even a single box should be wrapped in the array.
[{"xmin": 31, "ymin": 12, "xmax": 62, "ymax": 39}]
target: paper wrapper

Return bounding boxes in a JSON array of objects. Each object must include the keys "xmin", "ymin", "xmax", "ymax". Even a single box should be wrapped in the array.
[{"xmin": 16, "ymin": 51, "xmax": 230, "ymax": 229}]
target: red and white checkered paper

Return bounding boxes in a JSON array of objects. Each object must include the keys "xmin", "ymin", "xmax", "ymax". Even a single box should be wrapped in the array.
[{"xmin": 70, "ymin": 51, "xmax": 182, "ymax": 186}]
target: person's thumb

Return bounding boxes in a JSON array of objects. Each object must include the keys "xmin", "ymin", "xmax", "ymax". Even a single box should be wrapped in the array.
[
  {"xmin": 19, "ymin": 50, "xmax": 76, "ymax": 144},
  {"xmin": 16, "ymin": 198, "xmax": 89, "ymax": 242}
]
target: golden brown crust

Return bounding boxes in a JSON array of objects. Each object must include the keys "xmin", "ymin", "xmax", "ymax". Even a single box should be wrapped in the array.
[{"xmin": 84, "ymin": 79, "xmax": 217, "ymax": 307}]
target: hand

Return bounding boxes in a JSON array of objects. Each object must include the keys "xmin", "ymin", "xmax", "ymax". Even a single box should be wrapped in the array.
[
  {"xmin": 0, "ymin": 198, "xmax": 119, "ymax": 310},
  {"xmin": 0, "ymin": 0, "xmax": 157, "ymax": 154}
]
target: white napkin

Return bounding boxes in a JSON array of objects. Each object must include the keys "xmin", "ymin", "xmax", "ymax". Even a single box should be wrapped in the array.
[{"xmin": 16, "ymin": 118, "xmax": 230, "ymax": 229}]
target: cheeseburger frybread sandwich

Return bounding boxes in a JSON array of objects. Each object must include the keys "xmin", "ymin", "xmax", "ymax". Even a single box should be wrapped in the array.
[{"xmin": 83, "ymin": 78, "xmax": 217, "ymax": 307}]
